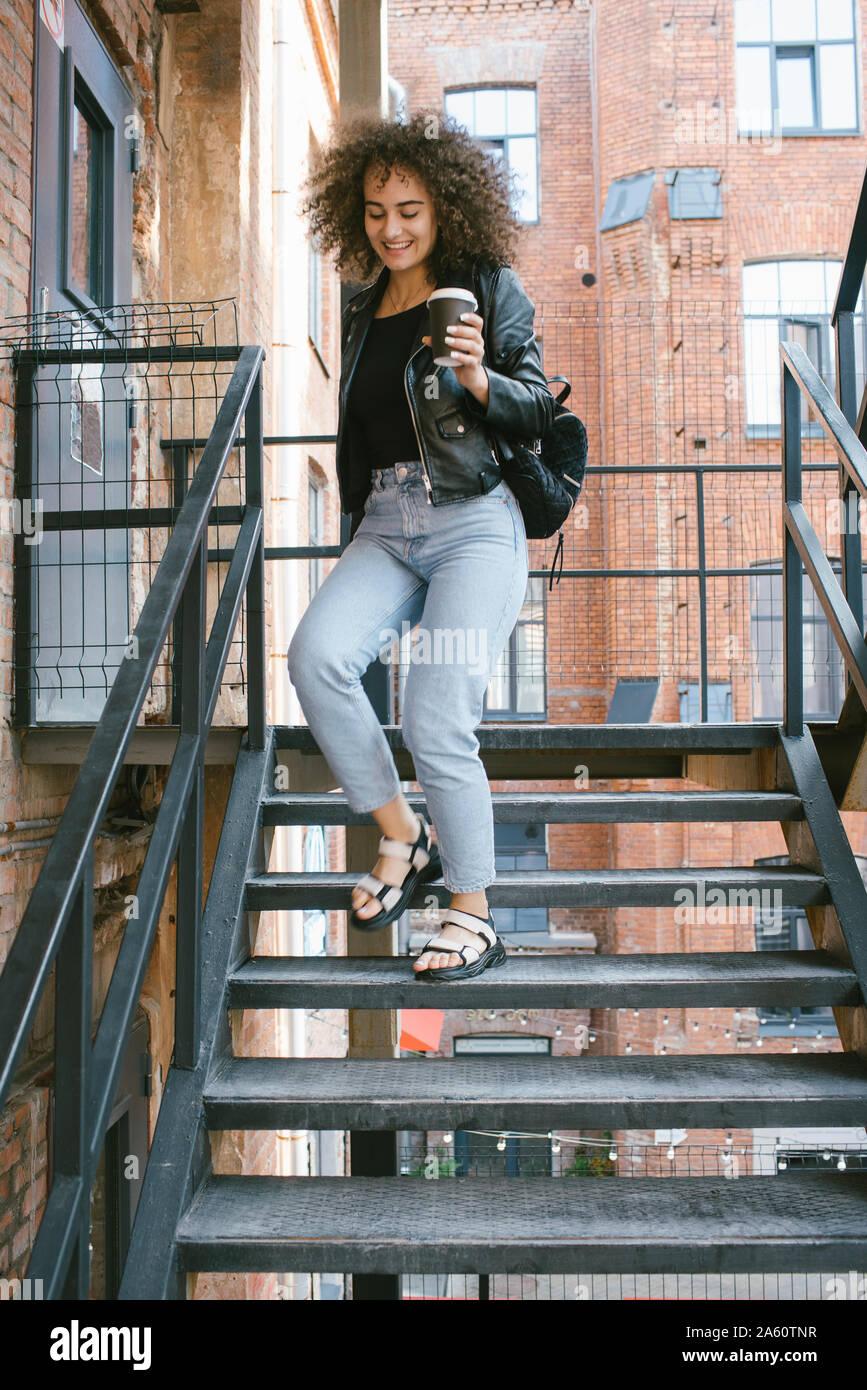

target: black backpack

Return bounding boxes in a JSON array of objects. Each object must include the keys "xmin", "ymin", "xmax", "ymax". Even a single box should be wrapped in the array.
[{"xmin": 470, "ymin": 266, "xmax": 588, "ymax": 587}]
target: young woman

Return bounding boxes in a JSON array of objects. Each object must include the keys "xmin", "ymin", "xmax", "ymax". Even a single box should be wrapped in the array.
[{"xmin": 291, "ymin": 110, "xmax": 554, "ymax": 980}]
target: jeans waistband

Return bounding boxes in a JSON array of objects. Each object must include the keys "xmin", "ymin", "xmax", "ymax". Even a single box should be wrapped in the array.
[{"xmin": 370, "ymin": 459, "xmax": 424, "ymax": 489}]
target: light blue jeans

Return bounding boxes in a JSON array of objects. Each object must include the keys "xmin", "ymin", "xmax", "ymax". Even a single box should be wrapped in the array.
[{"xmin": 286, "ymin": 458, "xmax": 529, "ymax": 891}]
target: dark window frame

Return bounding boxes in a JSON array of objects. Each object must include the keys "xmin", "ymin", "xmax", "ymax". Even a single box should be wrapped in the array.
[
  {"xmin": 62, "ymin": 56, "xmax": 114, "ymax": 315},
  {"xmin": 735, "ymin": 0, "xmax": 860, "ymax": 136},
  {"xmin": 748, "ymin": 561, "xmax": 867, "ymax": 722},
  {"xmin": 664, "ymin": 167, "xmax": 723, "ymax": 220},
  {"xmin": 443, "ymin": 85, "xmax": 540, "ymax": 224},
  {"xmin": 482, "ymin": 575, "xmax": 546, "ymax": 720},
  {"xmin": 752, "ymin": 887, "xmax": 837, "ymax": 1037},
  {"xmin": 742, "ymin": 257, "xmax": 867, "ymax": 439},
  {"xmin": 492, "ymin": 821, "xmax": 549, "ymax": 935},
  {"xmin": 678, "ymin": 680, "xmax": 734, "ymax": 722}
]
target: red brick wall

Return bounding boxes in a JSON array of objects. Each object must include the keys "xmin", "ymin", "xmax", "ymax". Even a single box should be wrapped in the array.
[{"xmin": 0, "ymin": 1085, "xmax": 48, "ymax": 1279}]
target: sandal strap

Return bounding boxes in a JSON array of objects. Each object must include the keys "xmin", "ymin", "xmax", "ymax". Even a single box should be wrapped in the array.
[
  {"xmin": 353, "ymin": 873, "xmax": 402, "ymax": 912},
  {"xmin": 378, "ymin": 814, "xmax": 431, "ymax": 869},
  {"xmin": 419, "ymin": 935, "xmax": 480, "ymax": 966},
  {"xmin": 378, "ymin": 838, "xmax": 430, "ymax": 868},
  {"xmin": 438, "ymin": 908, "xmax": 497, "ymax": 948}
]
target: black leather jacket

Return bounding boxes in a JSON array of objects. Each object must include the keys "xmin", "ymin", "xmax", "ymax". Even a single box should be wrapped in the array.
[{"xmin": 337, "ymin": 259, "xmax": 555, "ymax": 540}]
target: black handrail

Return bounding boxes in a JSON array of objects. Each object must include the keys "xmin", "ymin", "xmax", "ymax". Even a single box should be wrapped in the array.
[
  {"xmin": 830, "ymin": 161, "xmax": 867, "ymax": 633},
  {"xmin": 831, "ymin": 162, "xmax": 867, "ymax": 329},
  {"xmin": 781, "ymin": 337, "xmax": 867, "ymax": 737},
  {"xmin": 0, "ymin": 343, "xmax": 266, "ymax": 1297}
]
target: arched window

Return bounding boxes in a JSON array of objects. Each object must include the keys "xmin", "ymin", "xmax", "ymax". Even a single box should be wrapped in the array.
[{"xmin": 444, "ymin": 87, "xmax": 539, "ymax": 222}]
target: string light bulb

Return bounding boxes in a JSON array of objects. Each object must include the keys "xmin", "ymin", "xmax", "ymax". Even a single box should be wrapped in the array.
[
  {"xmin": 497, "ymin": 1135, "xmax": 507, "ymax": 1152},
  {"xmin": 442, "ymin": 1133, "xmax": 452, "ymax": 1145},
  {"xmin": 837, "ymin": 1155, "xmax": 847, "ymax": 1171}
]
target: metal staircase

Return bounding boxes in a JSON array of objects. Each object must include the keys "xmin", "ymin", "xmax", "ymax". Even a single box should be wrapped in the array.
[
  {"xmin": 5, "ymin": 170, "xmax": 867, "ymax": 1303},
  {"xmin": 115, "ymin": 718, "xmax": 867, "ymax": 1295}
]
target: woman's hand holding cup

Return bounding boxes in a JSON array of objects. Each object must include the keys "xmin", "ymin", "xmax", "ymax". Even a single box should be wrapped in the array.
[{"xmin": 422, "ymin": 309, "xmax": 489, "ymax": 405}]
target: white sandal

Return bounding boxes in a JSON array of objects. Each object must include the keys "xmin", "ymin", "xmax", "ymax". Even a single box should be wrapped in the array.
[
  {"xmin": 413, "ymin": 907, "xmax": 506, "ymax": 981},
  {"xmin": 349, "ymin": 812, "xmax": 442, "ymax": 930}
]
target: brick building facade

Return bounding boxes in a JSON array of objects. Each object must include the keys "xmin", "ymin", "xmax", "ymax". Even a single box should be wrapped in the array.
[{"xmin": 2, "ymin": 0, "xmax": 867, "ymax": 1300}]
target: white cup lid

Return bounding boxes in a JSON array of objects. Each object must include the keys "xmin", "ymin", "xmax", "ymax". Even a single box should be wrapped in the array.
[{"xmin": 426, "ymin": 287, "xmax": 478, "ymax": 307}]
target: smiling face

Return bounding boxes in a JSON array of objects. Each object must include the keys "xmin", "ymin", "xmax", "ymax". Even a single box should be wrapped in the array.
[{"xmin": 362, "ymin": 162, "xmax": 439, "ymax": 274}]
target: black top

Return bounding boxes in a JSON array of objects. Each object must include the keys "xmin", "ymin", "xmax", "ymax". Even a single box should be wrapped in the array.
[{"xmin": 346, "ymin": 300, "xmax": 427, "ymax": 483}]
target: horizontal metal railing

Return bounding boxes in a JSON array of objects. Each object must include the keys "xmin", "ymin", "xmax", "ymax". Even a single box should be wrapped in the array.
[
  {"xmin": 194, "ymin": 430, "xmax": 855, "ymax": 725},
  {"xmin": 0, "ymin": 344, "xmax": 266, "ymax": 1297}
]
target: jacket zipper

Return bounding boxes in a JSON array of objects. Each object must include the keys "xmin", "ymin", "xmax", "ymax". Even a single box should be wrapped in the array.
[{"xmin": 404, "ymin": 345, "xmax": 433, "ymax": 502}]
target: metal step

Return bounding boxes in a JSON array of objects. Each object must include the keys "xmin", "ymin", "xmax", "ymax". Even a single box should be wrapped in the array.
[
  {"xmin": 176, "ymin": 1171, "xmax": 867, "ymax": 1275},
  {"xmin": 261, "ymin": 790, "xmax": 805, "ymax": 826},
  {"xmin": 203, "ymin": 1053, "xmax": 867, "ymax": 1131},
  {"xmin": 227, "ymin": 949, "xmax": 860, "ymax": 1010},
  {"xmin": 273, "ymin": 721, "xmax": 782, "ymax": 779},
  {"xmin": 275, "ymin": 722, "xmax": 781, "ymax": 752},
  {"xmin": 245, "ymin": 866, "xmax": 829, "ymax": 911}
]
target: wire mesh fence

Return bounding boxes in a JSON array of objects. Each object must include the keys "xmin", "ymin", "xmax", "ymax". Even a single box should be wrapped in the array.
[{"xmin": 1, "ymin": 298, "xmax": 247, "ymax": 724}]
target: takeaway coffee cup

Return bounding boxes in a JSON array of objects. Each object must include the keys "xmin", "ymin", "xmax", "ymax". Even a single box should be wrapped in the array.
[{"xmin": 426, "ymin": 287, "xmax": 479, "ymax": 367}]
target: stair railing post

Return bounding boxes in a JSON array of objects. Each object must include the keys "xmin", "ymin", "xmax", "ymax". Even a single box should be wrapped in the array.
[
  {"xmin": 53, "ymin": 843, "xmax": 94, "ymax": 1298},
  {"xmin": 695, "ymin": 464, "xmax": 709, "ymax": 721},
  {"xmin": 245, "ymin": 363, "xmax": 266, "ymax": 750},
  {"xmin": 175, "ymin": 532, "xmax": 207, "ymax": 1069},
  {"xmin": 782, "ymin": 354, "xmax": 804, "ymax": 738},
  {"xmin": 834, "ymin": 308, "xmax": 864, "ymax": 646},
  {"xmin": 169, "ymin": 444, "xmax": 189, "ymax": 724}
]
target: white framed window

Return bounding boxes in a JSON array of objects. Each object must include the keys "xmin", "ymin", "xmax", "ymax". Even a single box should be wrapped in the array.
[
  {"xmin": 741, "ymin": 258, "xmax": 867, "ymax": 434},
  {"xmin": 735, "ymin": 0, "xmax": 859, "ymax": 134},
  {"xmin": 483, "ymin": 575, "xmax": 545, "ymax": 717},
  {"xmin": 444, "ymin": 86, "xmax": 539, "ymax": 222}
]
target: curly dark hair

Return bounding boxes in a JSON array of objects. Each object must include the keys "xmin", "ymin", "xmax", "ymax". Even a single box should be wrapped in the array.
[{"xmin": 298, "ymin": 108, "xmax": 524, "ymax": 284}]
